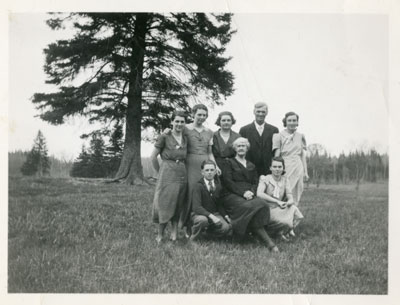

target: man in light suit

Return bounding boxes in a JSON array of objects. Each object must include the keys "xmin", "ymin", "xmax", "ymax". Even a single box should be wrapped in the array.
[{"xmin": 239, "ymin": 102, "xmax": 279, "ymax": 176}]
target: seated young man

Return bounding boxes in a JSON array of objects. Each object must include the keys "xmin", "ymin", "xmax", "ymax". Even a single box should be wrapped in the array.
[{"xmin": 190, "ymin": 160, "xmax": 232, "ymax": 241}]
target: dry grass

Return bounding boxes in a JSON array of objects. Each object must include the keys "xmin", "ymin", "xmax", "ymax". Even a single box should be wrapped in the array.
[{"xmin": 8, "ymin": 177, "xmax": 388, "ymax": 293}]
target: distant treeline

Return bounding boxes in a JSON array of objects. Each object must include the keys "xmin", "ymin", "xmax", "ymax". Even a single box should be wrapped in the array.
[
  {"xmin": 8, "ymin": 150, "xmax": 156, "ymax": 179},
  {"xmin": 9, "ymin": 150, "xmax": 73, "ymax": 178},
  {"xmin": 307, "ymin": 147, "xmax": 388, "ymax": 186},
  {"xmin": 10, "ymin": 145, "xmax": 388, "ymax": 185}
]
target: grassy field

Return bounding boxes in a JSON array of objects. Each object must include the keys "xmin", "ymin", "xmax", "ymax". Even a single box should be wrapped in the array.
[{"xmin": 8, "ymin": 176, "xmax": 388, "ymax": 293}]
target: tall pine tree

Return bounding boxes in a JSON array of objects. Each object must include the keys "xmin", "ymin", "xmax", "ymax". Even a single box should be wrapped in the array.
[
  {"xmin": 89, "ymin": 134, "xmax": 108, "ymax": 178},
  {"xmin": 32, "ymin": 13, "xmax": 235, "ymax": 184},
  {"xmin": 70, "ymin": 145, "xmax": 91, "ymax": 177},
  {"xmin": 70, "ymin": 135, "xmax": 109, "ymax": 178},
  {"xmin": 21, "ymin": 130, "xmax": 51, "ymax": 176}
]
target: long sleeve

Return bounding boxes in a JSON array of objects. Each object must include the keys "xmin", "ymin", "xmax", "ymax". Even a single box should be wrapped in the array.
[
  {"xmin": 191, "ymin": 184, "xmax": 211, "ymax": 217},
  {"xmin": 213, "ymin": 178, "xmax": 227, "ymax": 217},
  {"xmin": 249, "ymin": 168, "xmax": 259, "ymax": 194},
  {"xmin": 216, "ymin": 200, "xmax": 227, "ymax": 217},
  {"xmin": 211, "ymin": 133, "xmax": 219, "ymax": 158},
  {"xmin": 222, "ymin": 160, "xmax": 246, "ymax": 197}
]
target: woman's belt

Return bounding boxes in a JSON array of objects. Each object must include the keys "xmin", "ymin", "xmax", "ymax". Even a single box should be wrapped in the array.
[
  {"xmin": 187, "ymin": 152, "xmax": 208, "ymax": 155},
  {"xmin": 163, "ymin": 159, "xmax": 186, "ymax": 164},
  {"xmin": 282, "ymin": 155, "xmax": 301, "ymax": 160}
]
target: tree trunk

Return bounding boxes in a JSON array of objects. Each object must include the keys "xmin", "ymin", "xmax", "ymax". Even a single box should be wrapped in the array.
[{"xmin": 114, "ymin": 14, "xmax": 150, "ymax": 184}]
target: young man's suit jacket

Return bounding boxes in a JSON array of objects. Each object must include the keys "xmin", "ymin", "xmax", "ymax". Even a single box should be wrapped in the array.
[{"xmin": 192, "ymin": 178, "xmax": 227, "ymax": 218}]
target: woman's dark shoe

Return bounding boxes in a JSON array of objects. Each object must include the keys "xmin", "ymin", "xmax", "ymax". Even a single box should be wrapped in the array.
[{"xmin": 253, "ymin": 227, "xmax": 278, "ymax": 251}]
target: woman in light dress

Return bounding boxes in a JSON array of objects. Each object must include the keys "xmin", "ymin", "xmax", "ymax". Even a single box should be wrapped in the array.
[
  {"xmin": 151, "ymin": 111, "xmax": 188, "ymax": 243},
  {"xmin": 273, "ymin": 112, "xmax": 309, "ymax": 206},
  {"xmin": 257, "ymin": 157, "xmax": 303, "ymax": 239}
]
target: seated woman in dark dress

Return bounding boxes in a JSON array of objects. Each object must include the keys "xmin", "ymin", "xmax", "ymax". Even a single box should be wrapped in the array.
[{"xmin": 220, "ymin": 137, "xmax": 279, "ymax": 252}]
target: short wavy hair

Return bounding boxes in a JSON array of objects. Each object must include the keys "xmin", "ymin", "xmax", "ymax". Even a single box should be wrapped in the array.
[
  {"xmin": 232, "ymin": 137, "xmax": 250, "ymax": 151},
  {"xmin": 282, "ymin": 111, "xmax": 299, "ymax": 127},
  {"xmin": 254, "ymin": 102, "xmax": 268, "ymax": 110},
  {"xmin": 192, "ymin": 104, "xmax": 208, "ymax": 117},
  {"xmin": 201, "ymin": 159, "xmax": 217, "ymax": 169},
  {"xmin": 215, "ymin": 111, "xmax": 236, "ymax": 126},
  {"xmin": 171, "ymin": 111, "xmax": 187, "ymax": 122}
]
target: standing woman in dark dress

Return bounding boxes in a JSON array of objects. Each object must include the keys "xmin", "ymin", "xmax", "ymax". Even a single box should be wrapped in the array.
[
  {"xmin": 151, "ymin": 111, "xmax": 187, "ymax": 243},
  {"xmin": 220, "ymin": 137, "xmax": 279, "ymax": 252},
  {"xmin": 212, "ymin": 111, "xmax": 240, "ymax": 173}
]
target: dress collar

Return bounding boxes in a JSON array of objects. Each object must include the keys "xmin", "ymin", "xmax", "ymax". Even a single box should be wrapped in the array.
[
  {"xmin": 235, "ymin": 157, "xmax": 247, "ymax": 168},
  {"xmin": 282, "ymin": 129, "xmax": 296, "ymax": 142}
]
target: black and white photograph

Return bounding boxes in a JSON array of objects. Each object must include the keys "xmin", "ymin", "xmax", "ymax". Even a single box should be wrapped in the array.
[{"xmin": 2, "ymin": 0, "xmax": 400, "ymax": 304}]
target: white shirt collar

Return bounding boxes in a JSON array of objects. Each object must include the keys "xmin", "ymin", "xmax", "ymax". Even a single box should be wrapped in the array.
[
  {"xmin": 254, "ymin": 121, "xmax": 265, "ymax": 128},
  {"xmin": 204, "ymin": 178, "xmax": 214, "ymax": 190}
]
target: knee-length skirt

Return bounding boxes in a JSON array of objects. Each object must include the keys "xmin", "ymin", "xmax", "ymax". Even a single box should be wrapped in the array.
[
  {"xmin": 266, "ymin": 205, "xmax": 304, "ymax": 234},
  {"xmin": 152, "ymin": 160, "xmax": 187, "ymax": 224}
]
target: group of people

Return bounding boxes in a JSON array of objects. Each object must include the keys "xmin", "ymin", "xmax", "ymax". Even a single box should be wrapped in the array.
[{"xmin": 150, "ymin": 102, "xmax": 309, "ymax": 252}]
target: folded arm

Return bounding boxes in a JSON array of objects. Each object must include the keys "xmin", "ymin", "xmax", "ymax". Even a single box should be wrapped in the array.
[
  {"xmin": 223, "ymin": 161, "xmax": 246, "ymax": 197},
  {"xmin": 256, "ymin": 180, "xmax": 286, "ymax": 208}
]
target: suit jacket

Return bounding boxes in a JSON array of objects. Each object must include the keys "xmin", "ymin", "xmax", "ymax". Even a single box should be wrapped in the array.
[
  {"xmin": 239, "ymin": 122, "xmax": 278, "ymax": 175},
  {"xmin": 192, "ymin": 177, "xmax": 227, "ymax": 217},
  {"xmin": 221, "ymin": 158, "xmax": 259, "ymax": 197}
]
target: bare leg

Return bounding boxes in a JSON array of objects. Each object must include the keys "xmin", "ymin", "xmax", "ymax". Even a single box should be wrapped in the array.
[
  {"xmin": 157, "ymin": 223, "xmax": 167, "ymax": 243},
  {"xmin": 279, "ymin": 230, "xmax": 290, "ymax": 242},
  {"xmin": 170, "ymin": 220, "xmax": 178, "ymax": 241},
  {"xmin": 183, "ymin": 226, "xmax": 192, "ymax": 239}
]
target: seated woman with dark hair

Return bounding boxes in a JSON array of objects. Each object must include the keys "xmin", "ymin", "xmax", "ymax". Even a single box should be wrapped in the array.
[
  {"xmin": 257, "ymin": 156, "xmax": 303, "ymax": 240},
  {"xmin": 219, "ymin": 137, "xmax": 278, "ymax": 252}
]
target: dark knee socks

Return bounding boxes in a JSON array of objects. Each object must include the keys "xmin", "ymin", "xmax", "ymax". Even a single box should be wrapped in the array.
[{"xmin": 253, "ymin": 227, "xmax": 275, "ymax": 248}]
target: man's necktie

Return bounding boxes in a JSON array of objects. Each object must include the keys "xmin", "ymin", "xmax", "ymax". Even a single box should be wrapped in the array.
[
  {"xmin": 258, "ymin": 126, "xmax": 263, "ymax": 136},
  {"xmin": 208, "ymin": 180, "xmax": 215, "ymax": 193}
]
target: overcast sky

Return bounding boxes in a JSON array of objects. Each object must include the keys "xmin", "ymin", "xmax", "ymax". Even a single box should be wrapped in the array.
[{"xmin": 8, "ymin": 13, "xmax": 388, "ymax": 160}]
